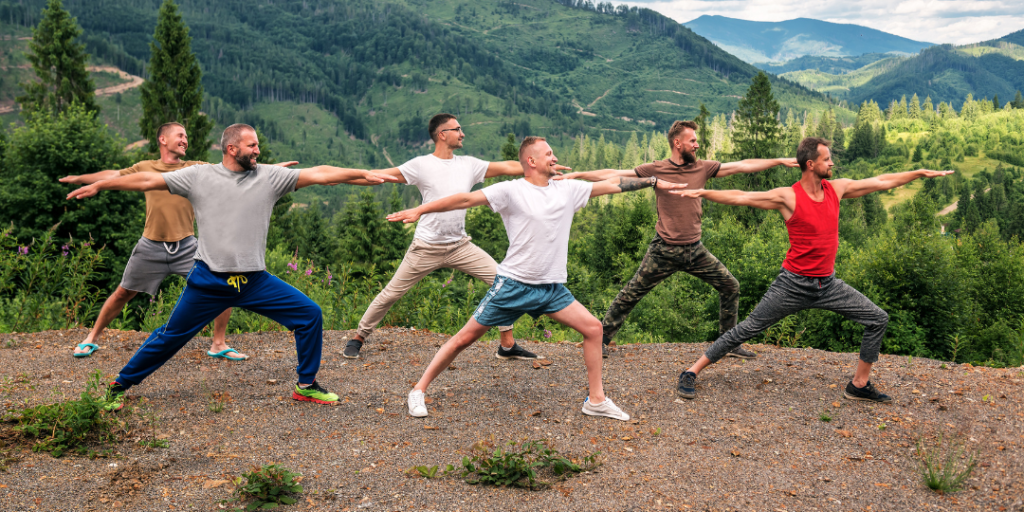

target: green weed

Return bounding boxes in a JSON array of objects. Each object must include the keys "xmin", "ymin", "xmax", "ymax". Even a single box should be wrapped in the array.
[
  {"xmin": 460, "ymin": 440, "xmax": 600, "ymax": 490},
  {"xmin": 408, "ymin": 464, "xmax": 455, "ymax": 479},
  {"xmin": 916, "ymin": 434, "xmax": 978, "ymax": 493},
  {"xmin": 137, "ymin": 438, "xmax": 169, "ymax": 449},
  {"xmin": 224, "ymin": 464, "xmax": 304, "ymax": 511},
  {"xmin": 3, "ymin": 370, "xmax": 123, "ymax": 457},
  {"xmin": 819, "ymin": 410, "xmax": 832, "ymax": 422}
]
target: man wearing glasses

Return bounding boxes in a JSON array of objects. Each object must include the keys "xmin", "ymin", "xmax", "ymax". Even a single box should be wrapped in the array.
[{"xmin": 343, "ymin": 114, "xmax": 568, "ymax": 360}]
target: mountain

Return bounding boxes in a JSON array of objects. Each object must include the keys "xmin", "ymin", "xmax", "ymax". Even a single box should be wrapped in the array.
[
  {"xmin": 776, "ymin": 57, "xmax": 907, "ymax": 98},
  {"xmin": 757, "ymin": 53, "xmax": 894, "ymax": 75},
  {"xmin": 683, "ymin": 15, "xmax": 932, "ymax": 63}
]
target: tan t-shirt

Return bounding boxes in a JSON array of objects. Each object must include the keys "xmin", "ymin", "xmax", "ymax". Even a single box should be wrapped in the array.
[
  {"xmin": 119, "ymin": 160, "xmax": 205, "ymax": 242},
  {"xmin": 635, "ymin": 158, "xmax": 721, "ymax": 245}
]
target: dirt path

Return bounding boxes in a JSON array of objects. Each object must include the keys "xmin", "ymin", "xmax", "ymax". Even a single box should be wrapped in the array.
[
  {"xmin": 86, "ymin": 66, "xmax": 144, "ymax": 97},
  {"xmin": 936, "ymin": 188, "xmax": 990, "ymax": 216},
  {"xmin": 0, "ymin": 329, "xmax": 1020, "ymax": 510}
]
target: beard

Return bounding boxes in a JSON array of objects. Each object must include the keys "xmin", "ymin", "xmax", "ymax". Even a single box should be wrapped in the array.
[
  {"xmin": 681, "ymin": 149, "xmax": 697, "ymax": 165},
  {"xmin": 234, "ymin": 151, "xmax": 257, "ymax": 171}
]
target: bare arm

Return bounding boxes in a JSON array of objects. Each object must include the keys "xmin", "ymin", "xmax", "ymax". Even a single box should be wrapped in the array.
[
  {"xmin": 342, "ymin": 167, "xmax": 407, "ymax": 186},
  {"xmin": 59, "ymin": 169, "xmax": 122, "ymax": 185},
  {"xmin": 485, "ymin": 160, "xmax": 570, "ymax": 178},
  {"xmin": 66, "ymin": 173, "xmax": 168, "ymax": 200},
  {"xmin": 590, "ymin": 176, "xmax": 689, "ymax": 198},
  {"xmin": 716, "ymin": 158, "xmax": 798, "ymax": 178},
  {"xmin": 295, "ymin": 166, "xmax": 400, "ymax": 189},
  {"xmin": 386, "ymin": 191, "xmax": 489, "ymax": 224},
  {"xmin": 833, "ymin": 169, "xmax": 954, "ymax": 199},
  {"xmin": 677, "ymin": 187, "xmax": 796, "ymax": 219},
  {"xmin": 553, "ymin": 168, "xmax": 637, "ymax": 182}
]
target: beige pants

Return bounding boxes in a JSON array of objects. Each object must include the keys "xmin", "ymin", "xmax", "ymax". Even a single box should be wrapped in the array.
[{"xmin": 356, "ymin": 237, "xmax": 513, "ymax": 338}]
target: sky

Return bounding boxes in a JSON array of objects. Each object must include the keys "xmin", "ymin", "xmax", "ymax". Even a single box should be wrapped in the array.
[{"xmin": 620, "ymin": 0, "xmax": 1024, "ymax": 45}]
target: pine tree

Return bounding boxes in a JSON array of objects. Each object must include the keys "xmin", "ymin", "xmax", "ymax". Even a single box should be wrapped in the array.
[
  {"xmin": 732, "ymin": 72, "xmax": 781, "ymax": 161},
  {"xmin": 1014, "ymin": 91, "xmax": 1024, "ymax": 109},
  {"xmin": 499, "ymin": 133, "xmax": 518, "ymax": 161},
  {"xmin": 908, "ymin": 94, "xmax": 922, "ymax": 119},
  {"xmin": 992, "ymin": 94, "xmax": 1000, "ymax": 111},
  {"xmin": 832, "ymin": 122, "xmax": 846, "ymax": 156},
  {"xmin": 694, "ymin": 103, "xmax": 711, "ymax": 160},
  {"xmin": 783, "ymin": 109, "xmax": 802, "ymax": 156},
  {"xmin": 922, "ymin": 96, "xmax": 935, "ymax": 118},
  {"xmin": 17, "ymin": 0, "xmax": 97, "ymax": 115},
  {"xmin": 139, "ymin": 0, "xmax": 213, "ymax": 160}
]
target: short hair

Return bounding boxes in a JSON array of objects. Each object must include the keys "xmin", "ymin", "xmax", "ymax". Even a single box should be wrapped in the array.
[
  {"xmin": 667, "ymin": 120, "xmax": 698, "ymax": 145},
  {"xmin": 518, "ymin": 136, "xmax": 547, "ymax": 162},
  {"xmin": 156, "ymin": 122, "xmax": 184, "ymax": 140},
  {"xmin": 428, "ymin": 113, "xmax": 458, "ymax": 142},
  {"xmin": 220, "ymin": 123, "xmax": 256, "ymax": 151},
  {"xmin": 797, "ymin": 137, "xmax": 832, "ymax": 170}
]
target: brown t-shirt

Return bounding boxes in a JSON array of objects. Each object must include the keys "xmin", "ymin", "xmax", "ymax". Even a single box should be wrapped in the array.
[
  {"xmin": 119, "ymin": 160, "xmax": 205, "ymax": 242},
  {"xmin": 635, "ymin": 158, "xmax": 721, "ymax": 245}
]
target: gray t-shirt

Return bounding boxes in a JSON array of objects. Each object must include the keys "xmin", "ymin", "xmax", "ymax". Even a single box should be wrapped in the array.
[{"xmin": 163, "ymin": 163, "xmax": 299, "ymax": 272}]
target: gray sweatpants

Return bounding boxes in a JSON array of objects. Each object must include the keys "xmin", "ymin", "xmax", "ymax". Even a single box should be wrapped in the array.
[{"xmin": 705, "ymin": 268, "xmax": 888, "ymax": 364}]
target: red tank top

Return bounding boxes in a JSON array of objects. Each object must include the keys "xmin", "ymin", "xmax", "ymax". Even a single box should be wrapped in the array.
[{"xmin": 781, "ymin": 180, "xmax": 839, "ymax": 277}]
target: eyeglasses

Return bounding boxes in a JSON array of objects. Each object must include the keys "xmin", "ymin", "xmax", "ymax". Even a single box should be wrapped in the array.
[{"xmin": 439, "ymin": 127, "xmax": 464, "ymax": 134}]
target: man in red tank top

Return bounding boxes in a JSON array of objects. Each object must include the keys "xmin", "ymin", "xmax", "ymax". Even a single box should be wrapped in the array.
[{"xmin": 673, "ymin": 137, "xmax": 952, "ymax": 403}]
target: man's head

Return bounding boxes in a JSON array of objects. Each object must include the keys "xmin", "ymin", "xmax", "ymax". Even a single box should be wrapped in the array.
[
  {"xmin": 667, "ymin": 120, "xmax": 699, "ymax": 164},
  {"xmin": 221, "ymin": 123, "xmax": 259, "ymax": 171},
  {"xmin": 157, "ymin": 122, "xmax": 188, "ymax": 158},
  {"xmin": 428, "ymin": 113, "xmax": 464, "ymax": 149},
  {"xmin": 797, "ymin": 137, "xmax": 833, "ymax": 178},
  {"xmin": 519, "ymin": 136, "xmax": 558, "ymax": 177}
]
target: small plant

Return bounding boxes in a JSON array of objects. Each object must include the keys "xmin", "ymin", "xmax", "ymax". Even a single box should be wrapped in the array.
[
  {"xmin": 138, "ymin": 438, "xmax": 169, "ymax": 449},
  {"xmin": 409, "ymin": 464, "xmax": 454, "ymax": 479},
  {"xmin": 2, "ymin": 370, "xmax": 123, "ymax": 457},
  {"xmin": 940, "ymin": 363, "xmax": 948, "ymax": 369},
  {"xmin": 948, "ymin": 333, "xmax": 965, "ymax": 363},
  {"xmin": 224, "ymin": 464, "xmax": 304, "ymax": 511},
  {"xmin": 877, "ymin": 422, "xmax": 887, "ymax": 431},
  {"xmin": 201, "ymin": 381, "xmax": 229, "ymax": 413},
  {"xmin": 460, "ymin": 440, "xmax": 600, "ymax": 489},
  {"xmin": 819, "ymin": 410, "xmax": 832, "ymax": 422},
  {"xmin": 916, "ymin": 434, "xmax": 978, "ymax": 493}
]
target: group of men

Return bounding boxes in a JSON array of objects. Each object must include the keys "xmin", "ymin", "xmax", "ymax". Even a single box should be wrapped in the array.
[{"xmin": 64, "ymin": 113, "xmax": 950, "ymax": 419}]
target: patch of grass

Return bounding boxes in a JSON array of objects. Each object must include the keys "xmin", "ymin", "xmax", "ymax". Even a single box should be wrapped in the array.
[
  {"xmin": 2, "ymin": 370, "xmax": 124, "ymax": 457},
  {"xmin": 460, "ymin": 439, "xmax": 600, "ymax": 490},
  {"xmin": 407, "ymin": 464, "xmax": 455, "ymax": 479},
  {"xmin": 224, "ymin": 464, "xmax": 304, "ymax": 511},
  {"xmin": 137, "ymin": 438, "xmax": 169, "ymax": 449},
  {"xmin": 819, "ymin": 410, "xmax": 832, "ymax": 422},
  {"xmin": 916, "ymin": 434, "xmax": 979, "ymax": 493},
  {"xmin": 0, "ymin": 444, "xmax": 18, "ymax": 471},
  {"xmin": 202, "ymin": 381, "xmax": 230, "ymax": 414}
]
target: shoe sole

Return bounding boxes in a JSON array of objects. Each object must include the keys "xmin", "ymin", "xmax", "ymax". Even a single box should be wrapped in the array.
[
  {"xmin": 843, "ymin": 391, "xmax": 892, "ymax": 403},
  {"xmin": 494, "ymin": 353, "xmax": 540, "ymax": 360},
  {"xmin": 342, "ymin": 352, "xmax": 360, "ymax": 359},
  {"xmin": 291, "ymin": 392, "xmax": 338, "ymax": 405},
  {"xmin": 725, "ymin": 352, "xmax": 756, "ymax": 359},
  {"xmin": 676, "ymin": 390, "xmax": 696, "ymax": 399},
  {"xmin": 581, "ymin": 408, "xmax": 630, "ymax": 421}
]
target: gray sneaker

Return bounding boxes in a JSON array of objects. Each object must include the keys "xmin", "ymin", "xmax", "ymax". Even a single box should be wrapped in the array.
[
  {"xmin": 342, "ymin": 339, "xmax": 362, "ymax": 359},
  {"xmin": 725, "ymin": 346, "xmax": 757, "ymax": 359},
  {"xmin": 495, "ymin": 342, "xmax": 540, "ymax": 360}
]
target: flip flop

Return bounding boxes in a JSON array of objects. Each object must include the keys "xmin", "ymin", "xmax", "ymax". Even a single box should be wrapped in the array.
[
  {"xmin": 207, "ymin": 348, "xmax": 249, "ymax": 361},
  {"xmin": 73, "ymin": 342, "xmax": 99, "ymax": 358}
]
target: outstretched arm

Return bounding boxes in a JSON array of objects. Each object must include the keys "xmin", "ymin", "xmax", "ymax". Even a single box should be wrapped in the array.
[
  {"xmin": 554, "ymin": 168, "xmax": 637, "ymax": 182},
  {"xmin": 59, "ymin": 169, "xmax": 122, "ymax": 185},
  {"xmin": 485, "ymin": 160, "xmax": 570, "ymax": 178},
  {"xmin": 833, "ymin": 169, "xmax": 954, "ymax": 199},
  {"xmin": 386, "ymin": 190, "xmax": 489, "ymax": 224},
  {"xmin": 716, "ymin": 157, "xmax": 798, "ymax": 178},
  {"xmin": 295, "ymin": 166, "xmax": 400, "ymax": 189},
  {"xmin": 590, "ymin": 176, "xmax": 688, "ymax": 198},
  {"xmin": 66, "ymin": 173, "xmax": 168, "ymax": 200},
  {"xmin": 677, "ymin": 187, "xmax": 796, "ymax": 219}
]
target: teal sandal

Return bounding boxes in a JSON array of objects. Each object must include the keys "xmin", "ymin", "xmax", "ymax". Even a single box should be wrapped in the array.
[
  {"xmin": 73, "ymin": 342, "xmax": 99, "ymax": 358},
  {"xmin": 207, "ymin": 348, "xmax": 248, "ymax": 361}
]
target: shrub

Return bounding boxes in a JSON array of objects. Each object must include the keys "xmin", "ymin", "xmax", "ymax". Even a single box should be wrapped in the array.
[{"xmin": 225, "ymin": 464, "xmax": 304, "ymax": 511}]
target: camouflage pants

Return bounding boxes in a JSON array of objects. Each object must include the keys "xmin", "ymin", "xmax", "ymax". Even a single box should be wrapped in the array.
[{"xmin": 602, "ymin": 236, "xmax": 739, "ymax": 341}]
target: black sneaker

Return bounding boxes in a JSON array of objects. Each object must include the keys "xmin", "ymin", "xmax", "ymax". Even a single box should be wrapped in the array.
[
  {"xmin": 342, "ymin": 339, "xmax": 362, "ymax": 359},
  {"xmin": 677, "ymin": 371, "xmax": 697, "ymax": 399},
  {"xmin": 725, "ymin": 346, "xmax": 757, "ymax": 359},
  {"xmin": 495, "ymin": 342, "xmax": 540, "ymax": 360},
  {"xmin": 843, "ymin": 381, "xmax": 893, "ymax": 403}
]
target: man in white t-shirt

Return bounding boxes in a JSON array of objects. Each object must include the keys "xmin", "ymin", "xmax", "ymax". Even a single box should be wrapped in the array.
[
  {"xmin": 388, "ymin": 137, "xmax": 689, "ymax": 421},
  {"xmin": 344, "ymin": 114, "xmax": 568, "ymax": 361}
]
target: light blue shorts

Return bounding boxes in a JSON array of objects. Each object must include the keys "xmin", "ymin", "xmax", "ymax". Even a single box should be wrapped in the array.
[{"xmin": 472, "ymin": 275, "xmax": 576, "ymax": 327}]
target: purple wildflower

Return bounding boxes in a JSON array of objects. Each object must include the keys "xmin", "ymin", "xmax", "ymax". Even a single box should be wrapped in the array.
[
  {"xmin": 543, "ymin": 329, "xmax": 552, "ymax": 339},
  {"xmin": 327, "ymin": 270, "xmax": 333, "ymax": 284},
  {"xmin": 17, "ymin": 246, "xmax": 28, "ymax": 255},
  {"xmin": 61, "ymin": 244, "xmax": 69, "ymax": 256},
  {"xmin": 305, "ymin": 268, "xmax": 313, "ymax": 276},
  {"xmin": 442, "ymin": 276, "xmax": 453, "ymax": 288},
  {"xmin": 287, "ymin": 261, "xmax": 298, "ymax": 273}
]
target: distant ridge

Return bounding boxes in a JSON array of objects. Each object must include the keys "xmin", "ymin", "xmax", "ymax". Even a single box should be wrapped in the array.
[{"xmin": 683, "ymin": 15, "xmax": 933, "ymax": 63}]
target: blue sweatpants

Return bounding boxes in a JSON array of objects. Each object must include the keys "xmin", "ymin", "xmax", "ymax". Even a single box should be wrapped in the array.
[{"xmin": 116, "ymin": 260, "xmax": 324, "ymax": 387}]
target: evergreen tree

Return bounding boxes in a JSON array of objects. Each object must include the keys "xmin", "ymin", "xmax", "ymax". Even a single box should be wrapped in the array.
[
  {"xmin": 17, "ymin": 0, "xmax": 97, "ymax": 115},
  {"xmin": 993, "ymin": 94, "xmax": 1000, "ymax": 110},
  {"xmin": 783, "ymin": 109, "xmax": 802, "ymax": 156},
  {"xmin": 693, "ymin": 103, "xmax": 711, "ymax": 160},
  {"xmin": 922, "ymin": 96, "xmax": 935, "ymax": 118},
  {"xmin": 731, "ymin": 72, "xmax": 782, "ymax": 162},
  {"xmin": 832, "ymin": 122, "xmax": 846, "ymax": 156},
  {"xmin": 1013, "ymin": 90, "xmax": 1024, "ymax": 109},
  {"xmin": 912, "ymin": 144, "xmax": 923, "ymax": 162},
  {"xmin": 139, "ymin": 0, "xmax": 213, "ymax": 160},
  {"xmin": 499, "ymin": 133, "xmax": 518, "ymax": 161},
  {"xmin": 862, "ymin": 191, "xmax": 887, "ymax": 227},
  {"xmin": 908, "ymin": 93, "xmax": 921, "ymax": 119}
]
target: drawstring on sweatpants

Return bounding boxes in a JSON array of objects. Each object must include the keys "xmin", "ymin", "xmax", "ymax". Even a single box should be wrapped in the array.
[{"xmin": 163, "ymin": 241, "xmax": 181, "ymax": 255}]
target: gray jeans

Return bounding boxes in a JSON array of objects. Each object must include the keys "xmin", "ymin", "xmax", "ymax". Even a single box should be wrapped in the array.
[{"xmin": 705, "ymin": 268, "xmax": 888, "ymax": 364}]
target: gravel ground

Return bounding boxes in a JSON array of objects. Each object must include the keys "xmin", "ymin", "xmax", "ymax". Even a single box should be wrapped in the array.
[{"xmin": 0, "ymin": 328, "xmax": 1021, "ymax": 511}]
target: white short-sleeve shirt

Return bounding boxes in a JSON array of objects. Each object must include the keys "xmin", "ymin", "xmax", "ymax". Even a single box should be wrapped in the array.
[
  {"xmin": 481, "ymin": 179, "xmax": 592, "ymax": 284},
  {"xmin": 399, "ymin": 154, "xmax": 489, "ymax": 244}
]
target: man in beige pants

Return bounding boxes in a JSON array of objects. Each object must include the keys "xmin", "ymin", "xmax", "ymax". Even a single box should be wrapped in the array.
[{"xmin": 344, "ymin": 113, "xmax": 567, "ymax": 360}]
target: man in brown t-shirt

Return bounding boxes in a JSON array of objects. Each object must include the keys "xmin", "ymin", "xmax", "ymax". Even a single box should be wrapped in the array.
[
  {"xmin": 60, "ymin": 123, "xmax": 292, "ymax": 359},
  {"xmin": 557, "ymin": 120, "xmax": 796, "ymax": 357}
]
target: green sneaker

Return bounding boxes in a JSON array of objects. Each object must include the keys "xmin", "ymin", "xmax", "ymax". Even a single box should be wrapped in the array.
[
  {"xmin": 102, "ymin": 382, "xmax": 127, "ymax": 412},
  {"xmin": 291, "ymin": 381, "xmax": 339, "ymax": 405}
]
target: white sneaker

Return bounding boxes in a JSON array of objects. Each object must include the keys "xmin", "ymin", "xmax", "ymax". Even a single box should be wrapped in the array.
[
  {"xmin": 581, "ymin": 397, "xmax": 630, "ymax": 421},
  {"xmin": 408, "ymin": 389, "xmax": 428, "ymax": 417}
]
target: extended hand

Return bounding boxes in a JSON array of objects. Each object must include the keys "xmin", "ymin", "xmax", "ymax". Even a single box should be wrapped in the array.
[
  {"xmin": 655, "ymin": 180, "xmax": 688, "ymax": 191},
  {"xmin": 364, "ymin": 171, "xmax": 401, "ymax": 184},
  {"xmin": 552, "ymin": 172, "xmax": 583, "ymax": 181},
  {"xmin": 278, "ymin": 161, "xmax": 299, "ymax": 167},
  {"xmin": 67, "ymin": 184, "xmax": 100, "ymax": 200},
  {"xmin": 552, "ymin": 164, "xmax": 571, "ymax": 175},
  {"xmin": 58, "ymin": 175, "xmax": 83, "ymax": 184},
  {"xmin": 386, "ymin": 208, "xmax": 421, "ymax": 223},
  {"xmin": 921, "ymin": 169, "xmax": 955, "ymax": 178},
  {"xmin": 666, "ymin": 188, "xmax": 703, "ymax": 197},
  {"xmin": 780, "ymin": 158, "xmax": 799, "ymax": 168}
]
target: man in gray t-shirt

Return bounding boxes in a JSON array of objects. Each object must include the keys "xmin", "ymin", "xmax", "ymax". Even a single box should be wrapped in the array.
[{"xmin": 67, "ymin": 123, "xmax": 396, "ymax": 410}]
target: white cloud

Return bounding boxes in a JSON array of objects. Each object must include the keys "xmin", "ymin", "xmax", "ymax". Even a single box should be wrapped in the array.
[{"xmin": 620, "ymin": 0, "xmax": 1024, "ymax": 44}]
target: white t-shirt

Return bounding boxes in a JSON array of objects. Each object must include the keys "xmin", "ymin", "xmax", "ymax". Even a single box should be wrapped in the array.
[
  {"xmin": 399, "ymin": 154, "xmax": 489, "ymax": 244},
  {"xmin": 482, "ymin": 179, "xmax": 593, "ymax": 284}
]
